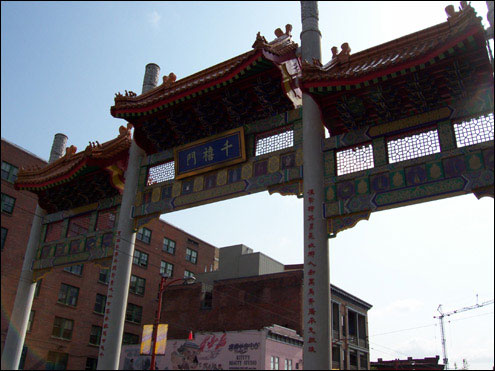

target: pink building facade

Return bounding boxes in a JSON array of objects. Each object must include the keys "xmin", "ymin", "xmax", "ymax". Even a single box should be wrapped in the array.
[{"xmin": 119, "ymin": 325, "xmax": 303, "ymax": 370}]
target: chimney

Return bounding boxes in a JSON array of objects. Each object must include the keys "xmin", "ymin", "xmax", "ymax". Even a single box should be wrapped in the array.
[
  {"xmin": 142, "ymin": 63, "xmax": 160, "ymax": 94},
  {"xmin": 48, "ymin": 133, "xmax": 68, "ymax": 163}
]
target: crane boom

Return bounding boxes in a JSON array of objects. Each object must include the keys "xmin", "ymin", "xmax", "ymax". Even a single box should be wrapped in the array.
[{"xmin": 434, "ymin": 299, "xmax": 494, "ymax": 370}]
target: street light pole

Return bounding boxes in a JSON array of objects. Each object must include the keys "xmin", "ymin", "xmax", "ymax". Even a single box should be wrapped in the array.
[{"xmin": 150, "ymin": 275, "xmax": 196, "ymax": 370}]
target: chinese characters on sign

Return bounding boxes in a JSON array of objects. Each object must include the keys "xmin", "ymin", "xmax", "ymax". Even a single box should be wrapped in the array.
[
  {"xmin": 99, "ymin": 229, "xmax": 121, "ymax": 358},
  {"xmin": 175, "ymin": 128, "xmax": 246, "ymax": 179},
  {"xmin": 306, "ymin": 188, "xmax": 317, "ymax": 354}
]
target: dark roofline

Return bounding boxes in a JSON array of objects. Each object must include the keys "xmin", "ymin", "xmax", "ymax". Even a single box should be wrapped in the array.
[
  {"xmin": 158, "ymin": 217, "xmax": 218, "ymax": 250},
  {"xmin": 211, "ymin": 269, "xmax": 373, "ymax": 310}
]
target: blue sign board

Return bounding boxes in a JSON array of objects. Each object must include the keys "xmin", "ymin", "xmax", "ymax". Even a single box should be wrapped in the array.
[{"xmin": 174, "ymin": 127, "xmax": 246, "ymax": 179}]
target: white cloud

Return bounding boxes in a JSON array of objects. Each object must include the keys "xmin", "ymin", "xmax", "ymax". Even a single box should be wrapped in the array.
[{"xmin": 148, "ymin": 10, "xmax": 161, "ymax": 28}]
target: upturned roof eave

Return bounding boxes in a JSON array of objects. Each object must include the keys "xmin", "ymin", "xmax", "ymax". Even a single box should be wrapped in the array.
[
  {"xmin": 111, "ymin": 50, "xmax": 265, "ymax": 117},
  {"xmin": 110, "ymin": 43, "xmax": 300, "ymax": 118},
  {"xmin": 301, "ymin": 22, "xmax": 484, "ymax": 90},
  {"xmin": 14, "ymin": 130, "xmax": 131, "ymax": 191}
]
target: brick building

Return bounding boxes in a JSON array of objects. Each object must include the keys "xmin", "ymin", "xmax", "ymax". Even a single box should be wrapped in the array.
[
  {"xmin": 370, "ymin": 356, "xmax": 445, "ymax": 370},
  {"xmin": 161, "ymin": 245, "xmax": 372, "ymax": 370},
  {"xmin": 1, "ymin": 138, "xmax": 218, "ymax": 370}
]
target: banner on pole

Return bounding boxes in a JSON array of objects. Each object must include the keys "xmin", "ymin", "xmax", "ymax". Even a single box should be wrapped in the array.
[
  {"xmin": 154, "ymin": 324, "xmax": 169, "ymax": 355},
  {"xmin": 140, "ymin": 325, "xmax": 153, "ymax": 355}
]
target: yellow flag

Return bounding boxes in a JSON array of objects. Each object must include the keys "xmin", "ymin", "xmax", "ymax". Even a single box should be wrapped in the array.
[{"xmin": 140, "ymin": 325, "xmax": 153, "ymax": 355}]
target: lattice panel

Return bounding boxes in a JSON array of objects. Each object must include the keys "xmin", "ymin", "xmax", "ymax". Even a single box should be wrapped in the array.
[
  {"xmin": 255, "ymin": 129, "xmax": 294, "ymax": 156},
  {"xmin": 387, "ymin": 129, "xmax": 441, "ymax": 164},
  {"xmin": 336, "ymin": 144, "xmax": 375, "ymax": 176},
  {"xmin": 454, "ymin": 113, "xmax": 494, "ymax": 148},
  {"xmin": 147, "ymin": 161, "xmax": 175, "ymax": 186}
]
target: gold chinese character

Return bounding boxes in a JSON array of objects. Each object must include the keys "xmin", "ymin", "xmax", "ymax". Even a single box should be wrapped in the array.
[
  {"xmin": 203, "ymin": 146, "xmax": 214, "ymax": 162},
  {"xmin": 221, "ymin": 139, "xmax": 233, "ymax": 157},
  {"xmin": 187, "ymin": 151, "xmax": 197, "ymax": 166}
]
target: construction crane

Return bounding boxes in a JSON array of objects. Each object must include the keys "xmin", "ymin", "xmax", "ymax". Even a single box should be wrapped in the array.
[{"xmin": 434, "ymin": 298, "xmax": 494, "ymax": 370}]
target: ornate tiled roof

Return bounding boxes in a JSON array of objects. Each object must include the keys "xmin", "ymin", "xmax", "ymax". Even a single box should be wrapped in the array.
[
  {"xmin": 15, "ymin": 125, "xmax": 132, "ymax": 191},
  {"xmin": 111, "ymin": 25, "xmax": 298, "ymax": 117},
  {"xmin": 302, "ymin": 2, "xmax": 485, "ymax": 87}
]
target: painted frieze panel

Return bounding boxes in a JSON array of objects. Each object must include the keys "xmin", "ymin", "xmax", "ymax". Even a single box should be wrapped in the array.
[
  {"xmin": 324, "ymin": 109, "xmax": 494, "ymax": 237},
  {"xmin": 133, "ymin": 108, "xmax": 303, "ymax": 229},
  {"xmin": 32, "ymin": 195, "xmax": 121, "ymax": 278}
]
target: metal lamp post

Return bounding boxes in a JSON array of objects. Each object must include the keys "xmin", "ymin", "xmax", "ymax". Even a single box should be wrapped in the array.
[{"xmin": 150, "ymin": 275, "xmax": 196, "ymax": 370}]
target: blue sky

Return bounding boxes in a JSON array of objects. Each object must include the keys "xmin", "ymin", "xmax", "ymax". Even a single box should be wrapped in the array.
[{"xmin": 2, "ymin": 2, "xmax": 494, "ymax": 369}]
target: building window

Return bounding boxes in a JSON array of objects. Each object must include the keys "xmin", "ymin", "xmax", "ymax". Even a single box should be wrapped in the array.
[
  {"xmin": 125, "ymin": 303, "xmax": 142, "ymax": 324},
  {"xmin": 94, "ymin": 294, "xmax": 106, "ymax": 314},
  {"xmin": 350, "ymin": 350, "xmax": 358, "ymax": 367},
  {"xmin": 27, "ymin": 310, "xmax": 35, "ymax": 332},
  {"xmin": 46, "ymin": 351, "xmax": 68, "ymax": 370},
  {"xmin": 1, "ymin": 227, "xmax": 7, "ymax": 251},
  {"xmin": 332, "ymin": 346, "xmax": 341, "ymax": 364},
  {"xmin": 285, "ymin": 359, "xmax": 292, "ymax": 370},
  {"xmin": 1, "ymin": 193, "xmax": 16, "ymax": 214},
  {"xmin": 98, "ymin": 268, "xmax": 110, "ymax": 284},
  {"xmin": 360, "ymin": 353, "xmax": 368, "ymax": 369},
  {"xmin": 89, "ymin": 325, "xmax": 102, "ymax": 345},
  {"xmin": 133, "ymin": 249, "xmax": 148, "ymax": 268},
  {"xmin": 63, "ymin": 264, "xmax": 83, "ymax": 276},
  {"xmin": 19, "ymin": 346, "xmax": 28, "ymax": 370},
  {"xmin": 160, "ymin": 261, "xmax": 174, "ymax": 277},
  {"xmin": 136, "ymin": 227, "xmax": 151, "ymax": 244},
  {"xmin": 162, "ymin": 237, "xmax": 176, "ymax": 255},
  {"xmin": 123, "ymin": 332, "xmax": 139, "ymax": 345},
  {"xmin": 201, "ymin": 291, "xmax": 213, "ymax": 310},
  {"xmin": 57, "ymin": 283, "xmax": 79, "ymax": 307},
  {"xmin": 129, "ymin": 275, "xmax": 146, "ymax": 296},
  {"xmin": 187, "ymin": 238, "xmax": 199, "ymax": 246},
  {"xmin": 52, "ymin": 317, "xmax": 74, "ymax": 340},
  {"xmin": 85, "ymin": 357, "xmax": 98, "ymax": 370},
  {"xmin": 271, "ymin": 356, "xmax": 280, "ymax": 370},
  {"xmin": 185, "ymin": 248, "xmax": 198, "ymax": 264},
  {"xmin": 34, "ymin": 279, "xmax": 42, "ymax": 297},
  {"xmin": 184, "ymin": 270, "xmax": 195, "ymax": 279},
  {"xmin": 1, "ymin": 161, "xmax": 19, "ymax": 183}
]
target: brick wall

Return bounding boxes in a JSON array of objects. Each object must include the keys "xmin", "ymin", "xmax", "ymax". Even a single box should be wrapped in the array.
[
  {"xmin": 162, "ymin": 270, "xmax": 304, "ymax": 339},
  {"xmin": 1, "ymin": 139, "xmax": 47, "ymax": 355},
  {"xmin": 1, "ymin": 139, "xmax": 218, "ymax": 370}
]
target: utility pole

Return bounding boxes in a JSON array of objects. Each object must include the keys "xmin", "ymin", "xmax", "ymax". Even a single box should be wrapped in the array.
[{"xmin": 434, "ymin": 298, "xmax": 494, "ymax": 370}]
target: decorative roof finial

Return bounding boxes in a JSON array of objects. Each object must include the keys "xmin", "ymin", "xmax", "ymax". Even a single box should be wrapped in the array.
[
  {"xmin": 312, "ymin": 58, "xmax": 322, "ymax": 67},
  {"xmin": 285, "ymin": 24, "xmax": 292, "ymax": 36},
  {"xmin": 274, "ymin": 24, "xmax": 293, "ymax": 38},
  {"xmin": 331, "ymin": 46, "xmax": 338, "ymax": 59},
  {"xmin": 252, "ymin": 32, "xmax": 268, "ymax": 49},
  {"xmin": 330, "ymin": 43, "xmax": 351, "ymax": 64},
  {"xmin": 119, "ymin": 123, "xmax": 133, "ymax": 137},
  {"xmin": 162, "ymin": 72, "xmax": 177, "ymax": 87},
  {"xmin": 445, "ymin": 4, "xmax": 457, "ymax": 18},
  {"xmin": 459, "ymin": 1, "xmax": 470, "ymax": 11}
]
